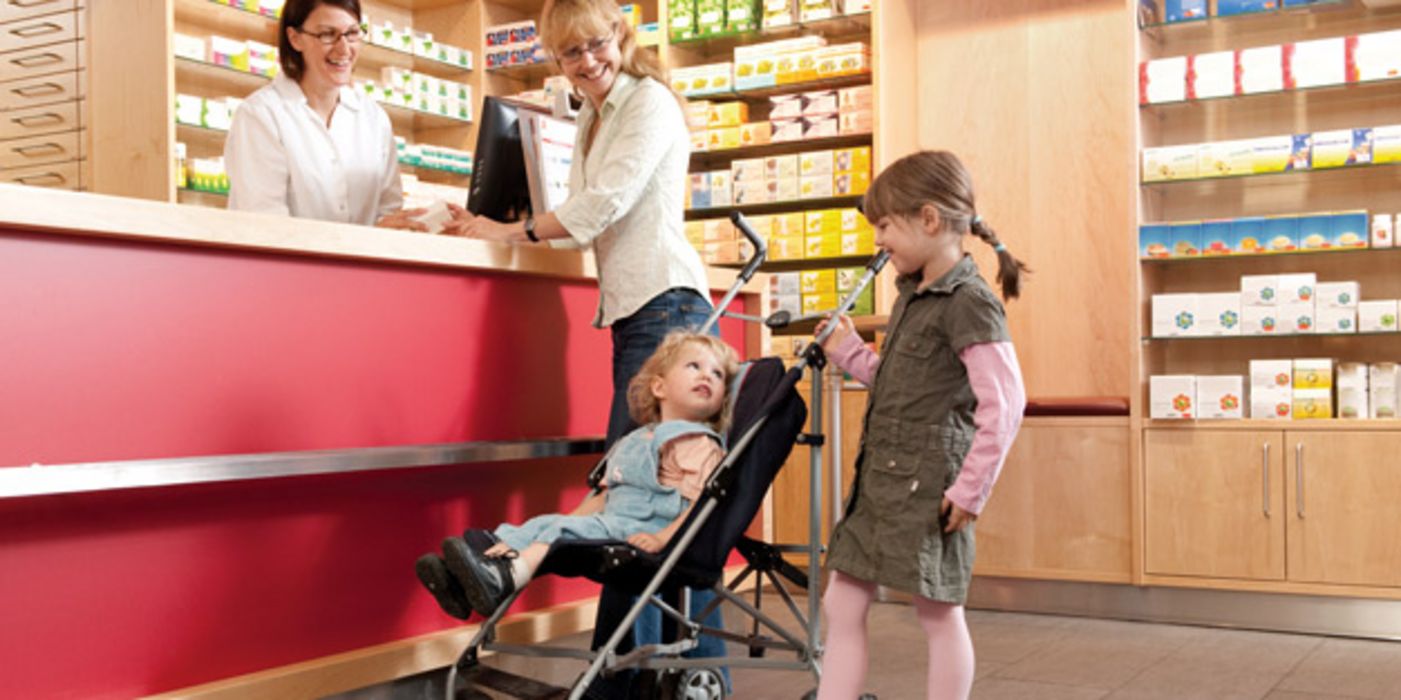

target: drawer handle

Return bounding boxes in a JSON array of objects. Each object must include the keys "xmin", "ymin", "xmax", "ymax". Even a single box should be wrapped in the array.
[
  {"xmin": 12, "ymin": 142, "xmax": 64, "ymax": 158},
  {"xmin": 11, "ymin": 112, "xmax": 62, "ymax": 127},
  {"xmin": 14, "ymin": 171, "xmax": 65, "ymax": 186},
  {"xmin": 10, "ymin": 1, "xmax": 64, "ymax": 8},
  {"xmin": 1295, "ymin": 442, "xmax": 1305, "ymax": 519},
  {"xmin": 9, "ymin": 21, "xmax": 63, "ymax": 39},
  {"xmin": 11, "ymin": 52, "xmax": 63, "ymax": 68},
  {"xmin": 1261, "ymin": 442, "xmax": 1270, "ymax": 517},
  {"xmin": 11, "ymin": 81, "xmax": 63, "ymax": 98}
]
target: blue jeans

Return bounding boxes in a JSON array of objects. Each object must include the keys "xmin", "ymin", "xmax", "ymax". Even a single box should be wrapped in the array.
[{"xmin": 595, "ymin": 287, "xmax": 730, "ymax": 689}]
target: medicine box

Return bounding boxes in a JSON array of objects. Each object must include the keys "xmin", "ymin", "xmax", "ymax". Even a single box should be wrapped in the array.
[
  {"xmin": 1372, "ymin": 214, "xmax": 1394, "ymax": 248},
  {"xmin": 1216, "ymin": 0, "xmax": 1277, "ymax": 16},
  {"xmin": 1170, "ymin": 221, "xmax": 1202, "ymax": 257},
  {"xmin": 1198, "ymin": 293, "xmax": 1242, "ymax": 336},
  {"xmin": 1140, "ymin": 57, "xmax": 1187, "ymax": 104},
  {"xmin": 1241, "ymin": 275, "xmax": 1279, "ymax": 306},
  {"xmin": 1371, "ymin": 363, "xmax": 1399, "ymax": 418},
  {"xmin": 1262, "ymin": 215, "xmax": 1298, "ymax": 252},
  {"xmin": 1201, "ymin": 219, "xmax": 1233, "ymax": 255},
  {"xmin": 1238, "ymin": 46, "xmax": 1284, "ymax": 94},
  {"xmin": 1279, "ymin": 301, "xmax": 1315, "ymax": 334},
  {"xmin": 1232, "ymin": 217, "xmax": 1265, "ymax": 254},
  {"xmin": 1315, "ymin": 281, "xmax": 1359, "ymax": 309},
  {"xmin": 1337, "ymin": 362, "xmax": 1369, "ymax": 419},
  {"xmin": 1349, "ymin": 30, "xmax": 1401, "ymax": 82},
  {"xmin": 1359, "ymin": 300, "xmax": 1399, "ymax": 332},
  {"xmin": 1252, "ymin": 389, "xmax": 1293, "ymax": 419},
  {"xmin": 1331, "ymin": 211, "xmax": 1369, "ymax": 248},
  {"xmin": 1197, "ymin": 375, "xmax": 1245, "ymax": 419},
  {"xmin": 1140, "ymin": 224, "xmax": 1171, "ymax": 258},
  {"xmin": 1242, "ymin": 305, "xmax": 1279, "ymax": 335},
  {"xmin": 1277, "ymin": 273, "xmax": 1316, "ymax": 305},
  {"xmin": 1293, "ymin": 388, "xmax": 1333, "ymax": 419},
  {"xmin": 1373, "ymin": 125, "xmax": 1401, "ymax": 164},
  {"xmin": 1288, "ymin": 37, "xmax": 1346, "ymax": 89},
  {"xmin": 1190, "ymin": 51, "xmax": 1236, "ymax": 99},
  {"xmin": 1153, "ymin": 293, "xmax": 1200, "ymax": 337},
  {"xmin": 1293, "ymin": 358, "xmax": 1333, "ymax": 389},
  {"xmin": 1165, "ymin": 0, "xmax": 1207, "ymax": 22},
  {"xmin": 1316, "ymin": 307, "xmax": 1356, "ymax": 334},
  {"xmin": 1151, "ymin": 375, "xmax": 1197, "ymax": 419}
]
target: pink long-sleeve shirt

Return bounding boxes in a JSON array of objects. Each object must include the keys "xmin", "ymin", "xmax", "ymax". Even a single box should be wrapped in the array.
[{"xmin": 827, "ymin": 332, "xmax": 1026, "ymax": 515}]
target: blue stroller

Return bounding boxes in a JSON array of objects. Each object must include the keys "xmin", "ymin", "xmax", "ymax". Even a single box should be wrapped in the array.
[{"xmin": 420, "ymin": 213, "xmax": 889, "ymax": 699}]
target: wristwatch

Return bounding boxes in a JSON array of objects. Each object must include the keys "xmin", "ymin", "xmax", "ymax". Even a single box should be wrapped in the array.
[{"xmin": 523, "ymin": 216, "xmax": 539, "ymax": 243}]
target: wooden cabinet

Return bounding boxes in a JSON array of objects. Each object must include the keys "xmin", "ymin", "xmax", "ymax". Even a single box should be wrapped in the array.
[
  {"xmin": 1144, "ymin": 429, "xmax": 1284, "ymax": 581},
  {"xmin": 976, "ymin": 418, "xmax": 1132, "ymax": 583},
  {"xmin": 0, "ymin": 0, "xmax": 83, "ymax": 190},
  {"xmin": 1286, "ymin": 431, "xmax": 1401, "ymax": 588},
  {"xmin": 1144, "ymin": 426, "xmax": 1401, "ymax": 592}
]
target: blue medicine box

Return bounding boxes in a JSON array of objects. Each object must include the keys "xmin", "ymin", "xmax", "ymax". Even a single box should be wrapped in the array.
[
  {"xmin": 1263, "ymin": 216, "xmax": 1298, "ymax": 253},
  {"xmin": 1165, "ymin": 0, "xmax": 1207, "ymax": 22},
  {"xmin": 1201, "ymin": 219, "xmax": 1234, "ymax": 255},
  {"xmin": 1140, "ymin": 224, "xmax": 1172, "ymax": 258},
  {"xmin": 1217, "ymin": 0, "xmax": 1277, "ymax": 16},
  {"xmin": 1170, "ymin": 221, "xmax": 1203, "ymax": 257},
  {"xmin": 1330, "ymin": 211, "xmax": 1369, "ymax": 248},
  {"xmin": 1232, "ymin": 217, "xmax": 1265, "ymax": 255},
  {"xmin": 1298, "ymin": 214, "xmax": 1332, "ymax": 250}
]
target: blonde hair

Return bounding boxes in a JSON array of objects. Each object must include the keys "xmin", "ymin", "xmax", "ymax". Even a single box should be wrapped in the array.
[
  {"xmin": 862, "ymin": 150, "xmax": 1030, "ymax": 300},
  {"xmin": 627, "ymin": 331, "xmax": 740, "ymax": 433},
  {"xmin": 539, "ymin": 0, "xmax": 679, "ymax": 102}
]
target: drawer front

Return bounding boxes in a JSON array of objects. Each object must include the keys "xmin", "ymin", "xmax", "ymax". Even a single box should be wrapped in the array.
[
  {"xmin": 0, "ymin": 7, "xmax": 77, "ymax": 53},
  {"xmin": 0, "ymin": 37, "xmax": 77, "ymax": 82},
  {"xmin": 0, "ymin": 97, "xmax": 76, "ymax": 138},
  {"xmin": 0, "ymin": 128, "xmax": 77, "ymax": 168},
  {"xmin": 0, "ymin": 155, "xmax": 77, "ymax": 188},
  {"xmin": 0, "ymin": 0, "xmax": 78, "ymax": 25},
  {"xmin": 0, "ymin": 69, "xmax": 80, "ymax": 110}
]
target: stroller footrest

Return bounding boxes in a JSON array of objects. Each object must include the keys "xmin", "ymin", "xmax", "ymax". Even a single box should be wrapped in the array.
[{"xmin": 460, "ymin": 665, "xmax": 569, "ymax": 700}]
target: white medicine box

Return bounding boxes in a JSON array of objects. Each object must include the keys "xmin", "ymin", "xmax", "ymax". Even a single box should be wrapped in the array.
[
  {"xmin": 1337, "ymin": 362, "xmax": 1369, "ymax": 419},
  {"xmin": 1152, "ymin": 293, "xmax": 1199, "ymax": 337},
  {"xmin": 1242, "ymin": 305, "xmax": 1279, "ymax": 335},
  {"xmin": 1240, "ymin": 275, "xmax": 1279, "ymax": 306},
  {"xmin": 1370, "ymin": 363, "xmax": 1399, "ymax": 419},
  {"xmin": 1197, "ymin": 293, "xmax": 1242, "ymax": 336},
  {"xmin": 1278, "ymin": 301, "xmax": 1316, "ymax": 334},
  {"xmin": 1316, "ymin": 307, "xmax": 1356, "ymax": 334},
  {"xmin": 1196, "ymin": 375, "xmax": 1245, "ymax": 419},
  {"xmin": 1277, "ymin": 273, "xmax": 1317, "ymax": 305},
  {"xmin": 1315, "ymin": 281, "xmax": 1359, "ymax": 309},
  {"xmin": 1251, "ymin": 359, "xmax": 1294, "ymax": 392},
  {"xmin": 1151, "ymin": 375, "xmax": 1197, "ymax": 419},
  {"xmin": 1359, "ymin": 300, "xmax": 1399, "ymax": 333}
]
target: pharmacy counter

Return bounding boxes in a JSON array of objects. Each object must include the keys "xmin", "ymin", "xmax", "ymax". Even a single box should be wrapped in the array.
[{"xmin": 0, "ymin": 185, "xmax": 762, "ymax": 699}]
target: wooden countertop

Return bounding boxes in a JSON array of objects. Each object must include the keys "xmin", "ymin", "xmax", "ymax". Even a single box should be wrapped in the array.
[{"xmin": 0, "ymin": 185, "xmax": 764, "ymax": 294}]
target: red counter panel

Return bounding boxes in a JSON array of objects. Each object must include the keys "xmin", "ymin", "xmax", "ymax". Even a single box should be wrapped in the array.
[{"xmin": 0, "ymin": 229, "xmax": 751, "ymax": 699}]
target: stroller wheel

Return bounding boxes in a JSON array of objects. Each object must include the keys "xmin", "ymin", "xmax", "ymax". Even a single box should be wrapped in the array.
[{"xmin": 666, "ymin": 667, "xmax": 726, "ymax": 700}]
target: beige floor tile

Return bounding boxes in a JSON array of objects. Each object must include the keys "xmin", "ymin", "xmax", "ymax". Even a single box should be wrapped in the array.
[
  {"xmin": 992, "ymin": 617, "xmax": 1203, "ymax": 690},
  {"xmin": 1274, "ymin": 637, "xmax": 1401, "ymax": 700},
  {"xmin": 1104, "ymin": 628, "xmax": 1321, "ymax": 700},
  {"xmin": 971, "ymin": 677, "xmax": 1111, "ymax": 699}
]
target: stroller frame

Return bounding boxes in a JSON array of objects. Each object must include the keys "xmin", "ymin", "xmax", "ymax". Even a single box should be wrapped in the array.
[{"xmin": 444, "ymin": 212, "xmax": 888, "ymax": 700}]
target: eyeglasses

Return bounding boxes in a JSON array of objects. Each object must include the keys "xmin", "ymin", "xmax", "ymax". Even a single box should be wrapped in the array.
[
  {"xmin": 556, "ymin": 25, "xmax": 617, "ymax": 64},
  {"xmin": 296, "ymin": 24, "xmax": 367, "ymax": 46}
]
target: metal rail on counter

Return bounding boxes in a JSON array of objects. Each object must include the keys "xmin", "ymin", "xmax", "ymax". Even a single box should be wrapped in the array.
[{"xmin": 0, "ymin": 437, "xmax": 607, "ymax": 499}]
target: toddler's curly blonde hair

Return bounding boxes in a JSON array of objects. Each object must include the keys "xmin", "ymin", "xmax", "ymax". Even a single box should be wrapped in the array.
[{"xmin": 626, "ymin": 331, "xmax": 739, "ymax": 433}]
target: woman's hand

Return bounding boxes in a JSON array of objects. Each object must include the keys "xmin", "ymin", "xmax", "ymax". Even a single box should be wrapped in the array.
[
  {"xmin": 627, "ymin": 532, "xmax": 666, "ymax": 553},
  {"xmin": 442, "ymin": 209, "xmax": 518, "ymax": 242},
  {"xmin": 375, "ymin": 208, "xmax": 428, "ymax": 232},
  {"xmin": 814, "ymin": 313, "xmax": 856, "ymax": 353},
  {"xmin": 940, "ymin": 496, "xmax": 977, "ymax": 534}
]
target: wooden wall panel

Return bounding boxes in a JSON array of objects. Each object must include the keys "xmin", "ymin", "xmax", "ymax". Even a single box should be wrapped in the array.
[{"xmin": 911, "ymin": 0, "xmax": 1137, "ymax": 400}]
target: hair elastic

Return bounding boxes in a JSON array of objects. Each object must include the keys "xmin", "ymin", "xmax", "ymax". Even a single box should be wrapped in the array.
[
  {"xmin": 971, "ymin": 215, "xmax": 983, "ymax": 225},
  {"xmin": 993, "ymin": 243, "xmax": 1007, "ymax": 253}
]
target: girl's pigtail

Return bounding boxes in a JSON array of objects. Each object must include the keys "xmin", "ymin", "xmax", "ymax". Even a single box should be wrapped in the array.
[{"xmin": 970, "ymin": 218, "xmax": 1030, "ymax": 300}]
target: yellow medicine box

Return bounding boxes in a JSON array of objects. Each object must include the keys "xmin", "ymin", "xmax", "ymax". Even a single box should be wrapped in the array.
[
  {"xmin": 769, "ymin": 235, "xmax": 805, "ymax": 261},
  {"xmin": 1293, "ymin": 359, "xmax": 1333, "ymax": 390},
  {"xmin": 805, "ymin": 232, "xmax": 841, "ymax": 258},
  {"xmin": 800, "ymin": 269, "xmax": 836, "ymax": 294},
  {"xmin": 833, "ymin": 146, "xmax": 871, "ymax": 174},
  {"xmin": 708, "ymin": 101, "xmax": 748, "ymax": 127}
]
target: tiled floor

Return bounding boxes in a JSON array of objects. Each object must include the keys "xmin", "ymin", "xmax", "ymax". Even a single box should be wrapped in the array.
[{"xmin": 338, "ymin": 598, "xmax": 1401, "ymax": 699}]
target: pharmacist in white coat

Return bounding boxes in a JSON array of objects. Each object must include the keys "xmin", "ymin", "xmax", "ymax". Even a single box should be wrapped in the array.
[{"xmin": 225, "ymin": 0, "xmax": 422, "ymax": 229}]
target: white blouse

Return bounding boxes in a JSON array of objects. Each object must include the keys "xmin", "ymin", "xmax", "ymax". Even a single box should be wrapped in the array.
[
  {"xmin": 225, "ymin": 75, "xmax": 402, "ymax": 226},
  {"xmin": 552, "ymin": 73, "xmax": 709, "ymax": 327}
]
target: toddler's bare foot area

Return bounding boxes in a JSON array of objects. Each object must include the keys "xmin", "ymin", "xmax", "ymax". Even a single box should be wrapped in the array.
[{"xmin": 484, "ymin": 542, "xmax": 517, "ymax": 558}]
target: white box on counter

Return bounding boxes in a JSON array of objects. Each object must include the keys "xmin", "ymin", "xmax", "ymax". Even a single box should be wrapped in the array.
[
  {"xmin": 1197, "ymin": 375, "xmax": 1245, "ymax": 419},
  {"xmin": 1151, "ymin": 375, "xmax": 1197, "ymax": 419}
]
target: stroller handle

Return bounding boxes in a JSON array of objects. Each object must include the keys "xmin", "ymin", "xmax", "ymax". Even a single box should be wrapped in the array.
[{"xmin": 699, "ymin": 212, "xmax": 768, "ymax": 334}]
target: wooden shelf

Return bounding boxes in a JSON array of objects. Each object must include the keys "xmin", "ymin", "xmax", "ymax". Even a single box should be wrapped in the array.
[
  {"xmin": 1141, "ymin": 159, "xmax": 1401, "ymax": 190},
  {"xmin": 1142, "ymin": 245, "xmax": 1401, "ymax": 265},
  {"xmin": 711, "ymin": 254, "xmax": 875, "ymax": 273},
  {"xmin": 1139, "ymin": 0, "xmax": 1353, "ymax": 34},
  {"xmin": 485, "ymin": 61, "xmax": 555, "ymax": 82},
  {"xmin": 1142, "ymin": 75, "xmax": 1401, "ymax": 113},
  {"xmin": 686, "ymin": 195, "xmax": 863, "ymax": 220},
  {"xmin": 1145, "ymin": 418, "xmax": 1401, "ymax": 431},
  {"xmin": 686, "ymin": 73, "xmax": 872, "ymax": 104},
  {"xmin": 175, "ymin": 56, "xmax": 273, "ymax": 93},
  {"xmin": 1145, "ymin": 331, "xmax": 1401, "ymax": 342},
  {"xmin": 691, "ymin": 132, "xmax": 871, "ymax": 169}
]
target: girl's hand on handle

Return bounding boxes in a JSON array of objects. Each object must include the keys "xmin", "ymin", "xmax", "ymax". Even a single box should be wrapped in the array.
[
  {"xmin": 941, "ymin": 496, "xmax": 977, "ymax": 534},
  {"xmin": 814, "ymin": 313, "xmax": 856, "ymax": 353}
]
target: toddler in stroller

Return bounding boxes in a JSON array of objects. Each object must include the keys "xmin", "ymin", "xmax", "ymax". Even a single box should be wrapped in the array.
[{"xmin": 419, "ymin": 331, "xmax": 740, "ymax": 620}]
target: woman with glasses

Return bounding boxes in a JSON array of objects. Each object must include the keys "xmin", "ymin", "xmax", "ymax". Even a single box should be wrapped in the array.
[
  {"xmin": 442, "ymin": 0, "xmax": 727, "ymax": 694},
  {"xmin": 225, "ymin": 0, "xmax": 424, "ymax": 230}
]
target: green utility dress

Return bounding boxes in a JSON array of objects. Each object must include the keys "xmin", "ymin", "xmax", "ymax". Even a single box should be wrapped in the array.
[{"xmin": 825, "ymin": 255, "xmax": 1011, "ymax": 604}]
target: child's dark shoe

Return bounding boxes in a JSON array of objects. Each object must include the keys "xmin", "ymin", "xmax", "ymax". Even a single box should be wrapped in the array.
[
  {"xmin": 415, "ymin": 552, "xmax": 473, "ymax": 620},
  {"xmin": 442, "ymin": 535, "xmax": 517, "ymax": 617}
]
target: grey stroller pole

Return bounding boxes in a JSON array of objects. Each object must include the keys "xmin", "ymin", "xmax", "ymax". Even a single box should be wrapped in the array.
[{"xmin": 700, "ymin": 211, "xmax": 769, "ymax": 334}]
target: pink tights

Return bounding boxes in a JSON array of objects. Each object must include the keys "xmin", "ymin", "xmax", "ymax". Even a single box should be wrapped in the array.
[{"xmin": 814, "ymin": 571, "xmax": 975, "ymax": 700}]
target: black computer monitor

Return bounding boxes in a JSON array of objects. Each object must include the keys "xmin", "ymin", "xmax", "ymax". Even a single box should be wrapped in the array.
[{"xmin": 467, "ymin": 96, "xmax": 531, "ymax": 221}]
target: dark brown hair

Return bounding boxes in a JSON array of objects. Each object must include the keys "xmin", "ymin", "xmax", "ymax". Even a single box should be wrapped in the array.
[
  {"xmin": 862, "ymin": 150, "xmax": 1030, "ymax": 300},
  {"xmin": 279, "ymin": 0, "xmax": 362, "ymax": 83}
]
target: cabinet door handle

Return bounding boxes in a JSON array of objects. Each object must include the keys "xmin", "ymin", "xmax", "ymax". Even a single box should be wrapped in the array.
[
  {"xmin": 11, "ymin": 112, "xmax": 62, "ymax": 128},
  {"xmin": 11, "ymin": 52, "xmax": 63, "ymax": 68},
  {"xmin": 1295, "ymin": 442, "xmax": 1305, "ymax": 519},
  {"xmin": 9, "ymin": 21, "xmax": 63, "ymax": 39},
  {"xmin": 11, "ymin": 81, "xmax": 63, "ymax": 98},
  {"xmin": 11, "ymin": 142, "xmax": 63, "ymax": 158},
  {"xmin": 1262, "ymin": 442, "xmax": 1270, "ymax": 517},
  {"xmin": 14, "ymin": 171, "xmax": 64, "ymax": 186},
  {"xmin": 10, "ymin": 0, "xmax": 64, "ymax": 8}
]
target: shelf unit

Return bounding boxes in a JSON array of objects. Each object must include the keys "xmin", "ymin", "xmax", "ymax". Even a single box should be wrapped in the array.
[{"xmin": 1134, "ymin": 0, "xmax": 1401, "ymax": 597}]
